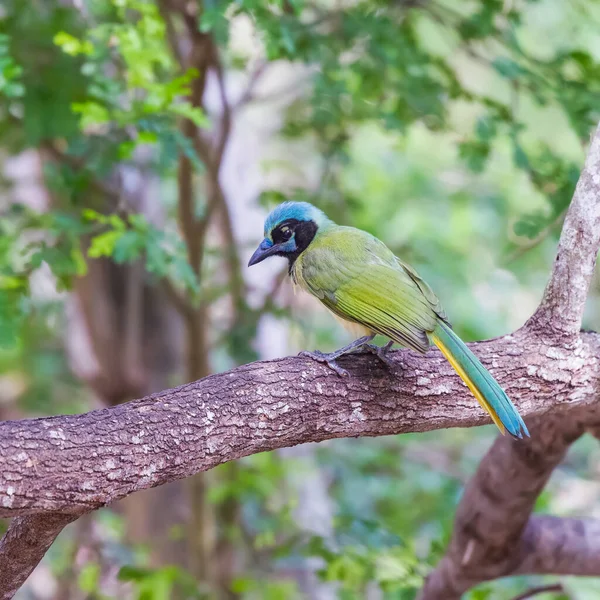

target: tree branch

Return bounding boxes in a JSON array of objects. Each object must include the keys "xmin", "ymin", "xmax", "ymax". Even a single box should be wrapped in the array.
[
  {"xmin": 232, "ymin": 61, "xmax": 269, "ymax": 110},
  {"xmin": 0, "ymin": 328, "xmax": 598, "ymax": 519},
  {"xmin": 425, "ymin": 515, "xmax": 600, "ymax": 599},
  {"xmin": 1, "ymin": 328, "xmax": 599, "ymax": 596},
  {"xmin": 211, "ymin": 45, "xmax": 232, "ymax": 173},
  {"xmin": 528, "ymin": 123, "xmax": 600, "ymax": 339},
  {"xmin": 515, "ymin": 516, "xmax": 600, "ymax": 577},
  {"xmin": 418, "ymin": 416, "xmax": 586, "ymax": 599},
  {"xmin": 0, "ymin": 514, "xmax": 76, "ymax": 600}
]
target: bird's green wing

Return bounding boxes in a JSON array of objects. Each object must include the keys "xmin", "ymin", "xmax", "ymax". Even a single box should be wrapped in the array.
[
  {"xmin": 324, "ymin": 264, "xmax": 437, "ymax": 353},
  {"xmin": 394, "ymin": 257, "xmax": 448, "ymax": 324},
  {"xmin": 297, "ymin": 227, "xmax": 445, "ymax": 353}
]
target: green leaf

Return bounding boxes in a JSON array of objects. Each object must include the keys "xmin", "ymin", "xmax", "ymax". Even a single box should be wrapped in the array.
[
  {"xmin": 88, "ymin": 230, "xmax": 125, "ymax": 258},
  {"xmin": 492, "ymin": 57, "xmax": 524, "ymax": 80},
  {"xmin": 54, "ymin": 32, "xmax": 94, "ymax": 56},
  {"xmin": 71, "ymin": 247, "xmax": 88, "ymax": 276},
  {"xmin": 170, "ymin": 103, "xmax": 208, "ymax": 127},
  {"xmin": 72, "ymin": 101, "xmax": 111, "ymax": 128},
  {"xmin": 513, "ymin": 214, "xmax": 546, "ymax": 239},
  {"xmin": 458, "ymin": 140, "xmax": 490, "ymax": 173},
  {"xmin": 113, "ymin": 230, "xmax": 144, "ymax": 263},
  {"xmin": 0, "ymin": 34, "xmax": 24, "ymax": 98},
  {"xmin": 82, "ymin": 209, "xmax": 107, "ymax": 223},
  {"xmin": 118, "ymin": 565, "xmax": 152, "ymax": 582},
  {"xmin": 0, "ymin": 275, "xmax": 28, "ymax": 291},
  {"xmin": 512, "ymin": 142, "xmax": 530, "ymax": 170},
  {"xmin": 475, "ymin": 116, "xmax": 497, "ymax": 143},
  {"xmin": 78, "ymin": 562, "xmax": 101, "ymax": 593}
]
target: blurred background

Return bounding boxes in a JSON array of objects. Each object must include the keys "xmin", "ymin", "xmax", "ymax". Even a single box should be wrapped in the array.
[{"xmin": 2, "ymin": 0, "xmax": 600, "ymax": 598}]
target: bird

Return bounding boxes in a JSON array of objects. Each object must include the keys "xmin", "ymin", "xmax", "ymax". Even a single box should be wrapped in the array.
[{"xmin": 248, "ymin": 201, "xmax": 529, "ymax": 439}]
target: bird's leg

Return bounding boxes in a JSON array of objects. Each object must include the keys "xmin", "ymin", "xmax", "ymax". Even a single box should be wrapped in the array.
[
  {"xmin": 299, "ymin": 335, "xmax": 375, "ymax": 377},
  {"xmin": 362, "ymin": 340, "xmax": 396, "ymax": 369}
]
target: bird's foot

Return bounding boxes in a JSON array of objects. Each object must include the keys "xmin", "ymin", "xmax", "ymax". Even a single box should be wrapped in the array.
[
  {"xmin": 362, "ymin": 341, "xmax": 397, "ymax": 369},
  {"xmin": 299, "ymin": 350, "xmax": 350, "ymax": 377}
]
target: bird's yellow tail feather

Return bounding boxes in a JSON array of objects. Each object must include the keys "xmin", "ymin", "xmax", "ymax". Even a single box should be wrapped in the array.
[{"xmin": 432, "ymin": 333, "xmax": 507, "ymax": 435}]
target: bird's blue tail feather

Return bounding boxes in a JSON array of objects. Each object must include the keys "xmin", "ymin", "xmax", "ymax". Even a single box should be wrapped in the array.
[{"xmin": 431, "ymin": 321, "xmax": 529, "ymax": 439}]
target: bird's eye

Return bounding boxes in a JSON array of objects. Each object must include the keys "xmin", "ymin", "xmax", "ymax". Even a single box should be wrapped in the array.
[
  {"xmin": 272, "ymin": 224, "xmax": 294, "ymax": 243},
  {"xmin": 279, "ymin": 226, "xmax": 292, "ymax": 240}
]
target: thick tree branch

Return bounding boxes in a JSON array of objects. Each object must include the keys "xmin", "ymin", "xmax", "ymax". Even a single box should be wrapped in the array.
[
  {"xmin": 0, "ymin": 328, "xmax": 598, "ymax": 519},
  {"xmin": 528, "ymin": 123, "xmax": 600, "ymax": 339},
  {"xmin": 0, "ymin": 514, "xmax": 76, "ymax": 600},
  {"xmin": 515, "ymin": 516, "xmax": 600, "ymax": 577},
  {"xmin": 421, "ymin": 514, "xmax": 600, "ymax": 600},
  {"xmin": 0, "ymin": 329, "xmax": 598, "ymax": 598},
  {"xmin": 418, "ymin": 416, "xmax": 586, "ymax": 599}
]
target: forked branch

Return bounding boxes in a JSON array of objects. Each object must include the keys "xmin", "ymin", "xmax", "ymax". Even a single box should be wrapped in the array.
[
  {"xmin": 420, "ymin": 124, "xmax": 600, "ymax": 599},
  {"xmin": 0, "ymin": 514, "xmax": 76, "ymax": 600},
  {"xmin": 527, "ymin": 123, "xmax": 600, "ymax": 339}
]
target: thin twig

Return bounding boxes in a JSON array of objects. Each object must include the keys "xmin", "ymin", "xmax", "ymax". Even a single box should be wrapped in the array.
[
  {"xmin": 156, "ymin": 0, "xmax": 186, "ymax": 67},
  {"xmin": 211, "ymin": 45, "xmax": 232, "ymax": 171},
  {"xmin": 233, "ymin": 61, "xmax": 269, "ymax": 110},
  {"xmin": 504, "ymin": 210, "xmax": 567, "ymax": 265},
  {"xmin": 162, "ymin": 278, "xmax": 195, "ymax": 318}
]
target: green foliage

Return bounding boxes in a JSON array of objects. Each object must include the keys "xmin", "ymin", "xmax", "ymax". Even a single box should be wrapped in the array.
[
  {"xmin": 79, "ymin": 562, "xmax": 104, "ymax": 596},
  {"xmin": 210, "ymin": 455, "xmax": 298, "ymax": 559},
  {"xmin": 222, "ymin": 0, "xmax": 599, "ymax": 242},
  {"xmin": 83, "ymin": 209, "xmax": 200, "ymax": 295},
  {"xmin": 54, "ymin": 0, "xmax": 206, "ymax": 159},
  {"xmin": 0, "ymin": 205, "xmax": 87, "ymax": 351},
  {"xmin": 231, "ymin": 577, "xmax": 301, "ymax": 600},
  {"xmin": 118, "ymin": 564, "xmax": 207, "ymax": 600},
  {"xmin": 0, "ymin": 1, "xmax": 89, "ymax": 147},
  {"xmin": 210, "ymin": 453, "xmax": 290, "ymax": 505},
  {"xmin": 307, "ymin": 535, "xmax": 429, "ymax": 596},
  {"xmin": 0, "ymin": 202, "xmax": 199, "ymax": 354},
  {"xmin": 0, "ymin": 218, "xmax": 30, "ymax": 349},
  {"xmin": 0, "ymin": 33, "xmax": 24, "ymax": 98}
]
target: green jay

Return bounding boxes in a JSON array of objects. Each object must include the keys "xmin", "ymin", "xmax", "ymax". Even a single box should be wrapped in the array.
[{"xmin": 248, "ymin": 201, "xmax": 529, "ymax": 439}]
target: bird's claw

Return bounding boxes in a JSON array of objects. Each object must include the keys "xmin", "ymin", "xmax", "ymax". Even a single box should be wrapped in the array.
[
  {"xmin": 299, "ymin": 350, "xmax": 350, "ymax": 377},
  {"xmin": 361, "ymin": 343, "xmax": 398, "ymax": 370}
]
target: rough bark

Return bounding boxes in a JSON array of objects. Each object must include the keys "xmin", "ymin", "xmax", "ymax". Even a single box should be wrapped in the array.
[
  {"xmin": 0, "ymin": 325, "xmax": 597, "ymax": 519},
  {"xmin": 0, "ymin": 514, "xmax": 76, "ymax": 600},
  {"xmin": 417, "ymin": 417, "xmax": 586, "ymax": 599}
]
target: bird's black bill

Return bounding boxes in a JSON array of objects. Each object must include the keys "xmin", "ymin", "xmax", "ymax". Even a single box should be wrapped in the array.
[{"xmin": 248, "ymin": 239, "xmax": 278, "ymax": 266}]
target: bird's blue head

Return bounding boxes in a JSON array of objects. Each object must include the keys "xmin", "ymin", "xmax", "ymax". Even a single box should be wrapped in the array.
[{"xmin": 248, "ymin": 201, "xmax": 331, "ymax": 268}]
